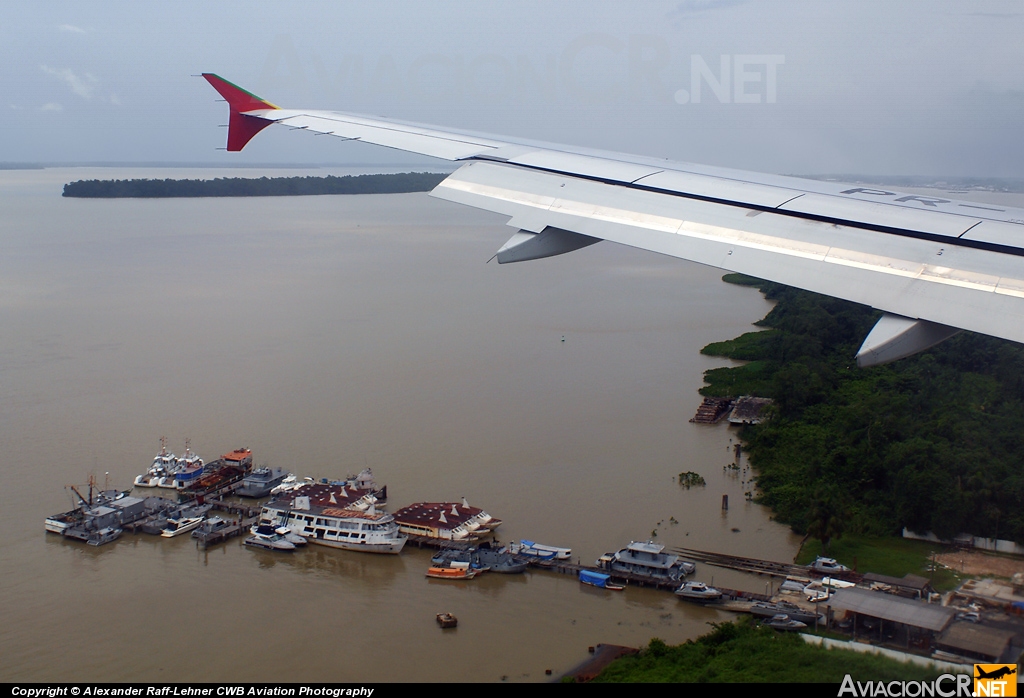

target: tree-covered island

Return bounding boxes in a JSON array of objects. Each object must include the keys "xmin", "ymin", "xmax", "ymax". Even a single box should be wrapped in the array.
[{"xmin": 62, "ymin": 172, "xmax": 449, "ymax": 198}]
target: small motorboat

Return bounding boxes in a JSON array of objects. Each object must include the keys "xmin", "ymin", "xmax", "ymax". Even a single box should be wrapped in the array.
[
  {"xmin": 764, "ymin": 614, "xmax": 808, "ymax": 631},
  {"xmin": 250, "ymin": 523, "xmax": 307, "ymax": 547},
  {"xmin": 436, "ymin": 612, "xmax": 458, "ymax": 628},
  {"xmin": 425, "ymin": 566, "xmax": 477, "ymax": 580},
  {"xmin": 512, "ymin": 540, "xmax": 572, "ymax": 560},
  {"xmin": 675, "ymin": 580, "xmax": 723, "ymax": 602},
  {"xmin": 160, "ymin": 516, "xmax": 205, "ymax": 538},
  {"xmin": 244, "ymin": 526, "xmax": 296, "ymax": 551}
]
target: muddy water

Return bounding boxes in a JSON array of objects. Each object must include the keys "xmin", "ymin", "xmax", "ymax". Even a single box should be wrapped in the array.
[{"xmin": 0, "ymin": 167, "xmax": 799, "ymax": 682}]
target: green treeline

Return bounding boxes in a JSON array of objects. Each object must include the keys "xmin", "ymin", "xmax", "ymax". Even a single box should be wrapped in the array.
[
  {"xmin": 61, "ymin": 172, "xmax": 448, "ymax": 198},
  {"xmin": 701, "ymin": 274, "xmax": 1024, "ymax": 544},
  {"xmin": 591, "ymin": 618, "xmax": 941, "ymax": 682}
]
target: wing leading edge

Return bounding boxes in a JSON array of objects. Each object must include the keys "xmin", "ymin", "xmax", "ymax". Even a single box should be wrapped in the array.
[{"xmin": 202, "ymin": 74, "xmax": 1024, "ymax": 365}]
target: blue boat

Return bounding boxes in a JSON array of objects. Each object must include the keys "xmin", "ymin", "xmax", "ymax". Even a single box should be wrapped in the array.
[{"xmin": 579, "ymin": 569, "xmax": 624, "ymax": 590}]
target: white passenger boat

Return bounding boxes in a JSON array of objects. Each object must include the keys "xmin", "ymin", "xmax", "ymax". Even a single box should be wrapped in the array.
[
  {"xmin": 160, "ymin": 515, "xmax": 205, "ymax": 538},
  {"xmin": 259, "ymin": 496, "xmax": 406, "ymax": 554}
]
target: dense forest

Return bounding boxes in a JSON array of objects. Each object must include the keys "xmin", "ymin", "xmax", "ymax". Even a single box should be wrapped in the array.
[
  {"xmin": 61, "ymin": 172, "xmax": 448, "ymax": 198},
  {"xmin": 701, "ymin": 275, "xmax": 1024, "ymax": 544}
]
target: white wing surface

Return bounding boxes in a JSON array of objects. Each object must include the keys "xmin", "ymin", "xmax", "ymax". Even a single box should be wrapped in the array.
[{"xmin": 204, "ymin": 74, "xmax": 1024, "ymax": 365}]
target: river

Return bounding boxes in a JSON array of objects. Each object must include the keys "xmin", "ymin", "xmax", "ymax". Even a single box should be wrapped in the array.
[{"xmin": 0, "ymin": 166, "xmax": 800, "ymax": 683}]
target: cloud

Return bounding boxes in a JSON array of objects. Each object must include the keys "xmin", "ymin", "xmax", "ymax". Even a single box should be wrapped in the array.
[
  {"xmin": 40, "ymin": 65, "xmax": 98, "ymax": 99},
  {"xmin": 58, "ymin": 24, "xmax": 87, "ymax": 33},
  {"xmin": 41, "ymin": 103, "xmax": 63, "ymax": 111}
]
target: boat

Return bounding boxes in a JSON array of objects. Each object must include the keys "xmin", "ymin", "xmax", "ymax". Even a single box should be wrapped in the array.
[
  {"xmin": 436, "ymin": 612, "xmax": 458, "ymax": 628},
  {"xmin": 431, "ymin": 548, "xmax": 489, "ymax": 573},
  {"xmin": 134, "ymin": 437, "xmax": 177, "ymax": 488},
  {"xmin": 803, "ymin": 576, "xmax": 856, "ymax": 602},
  {"xmin": 425, "ymin": 566, "xmax": 477, "ymax": 580},
  {"xmin": 597, "ymin": 541, "xmax": 696, "ymax": 581},
  {"xmin": 810, "ymin": 556, "xmax": 850, "ymax": 574},
  {"xmin": 511, "ymin": 540, "xmax": 572, "ymax": 560},
  {"xmin": 258, "ymin": 493, "xmax": 406, "ymax": 554},
  {"xmin": 269, "ymin": 474, "xmax": 301, "ymax": 496},
  {"xmin": 763, "ymin": 614, "xmax": 808, "ymax": 631},
  {"xmin": 675, "ymin": 580, "xmax": 723, "ymax": 602},
  {"xmin": 245, "ymin": 526, "xmax": 296, "ymax": 551},
  {"xmin": 477, "ymin": 546, "xmax": 528, "ymax": 574},
  {"xmin": 192, "ymin": 517, "xmax": 231, "ymax": 539},
  {"xmin": 86, "ymin": 526, "xmax": 122, "ymax": 547},
  {"xmin": 168, "ymin": 441, "xmax": 205, "ymax": 489},
  {"xmin": 160, "ymin": 515, "xmax": 205, "ymax": 538},
  {"xmin": 236, "ymin": 467, "xmax": 291, "ymax": 498},
  {"xmin": 579, "ymin": 570, "xmax": 624, "ymax": 590},
  {"xmin": 250, "ymin": 522, "xmax": 307, "ymax": 547},
  {"xmin": 749, "ymin": 601, "xmax": 822, "ymax": 626}
]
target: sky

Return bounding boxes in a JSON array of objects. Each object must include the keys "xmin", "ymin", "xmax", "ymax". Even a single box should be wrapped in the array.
[{"xmin": 3, "ymin": 0, "xmax": 1024, "ymax": 177}]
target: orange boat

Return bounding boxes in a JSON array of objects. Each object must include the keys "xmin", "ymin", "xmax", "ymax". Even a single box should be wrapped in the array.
[{"xmin": 425, "ymin": 566, "xmax": 477, "ymax": 580}]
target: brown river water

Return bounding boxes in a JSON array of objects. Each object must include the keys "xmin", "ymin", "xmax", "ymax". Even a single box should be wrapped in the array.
[{"xmin": 0, "ymin": 166, "xmax": 804, "ymax": 683}]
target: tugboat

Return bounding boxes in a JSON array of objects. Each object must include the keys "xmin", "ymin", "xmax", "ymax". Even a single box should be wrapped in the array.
[{"xmin": 169, "ymin": 439, "xmax": 205, "ymax": 490}]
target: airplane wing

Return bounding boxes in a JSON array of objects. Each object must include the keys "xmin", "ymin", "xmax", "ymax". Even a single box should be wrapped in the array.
[{"xmin": 203, "ymin": 73, "xmax": 1024, "ymax": 366}]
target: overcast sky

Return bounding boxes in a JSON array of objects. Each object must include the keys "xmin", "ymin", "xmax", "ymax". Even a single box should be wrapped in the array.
[{"xmin": 4, "ymin": 0, "xmax": 1024, "ymax": 177}]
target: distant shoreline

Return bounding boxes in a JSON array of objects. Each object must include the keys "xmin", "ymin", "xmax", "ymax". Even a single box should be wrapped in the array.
[{"xmin": 61, "ymin": 172, "xmax": 449, "ymax": 198}]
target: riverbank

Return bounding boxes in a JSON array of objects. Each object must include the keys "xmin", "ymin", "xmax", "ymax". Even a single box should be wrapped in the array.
[
  {"xmin": 700, "ymin": 274, "xmax": 1024, "ymax": 546},
  {"xmin": 588, "ymin": 617, "xmax": 944, "ymax": 683}
]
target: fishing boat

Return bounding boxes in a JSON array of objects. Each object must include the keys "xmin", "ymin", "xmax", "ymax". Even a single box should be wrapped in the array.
[{"xmin": 134, "ymin": 437, "xmax": 177, "ymax": 488}]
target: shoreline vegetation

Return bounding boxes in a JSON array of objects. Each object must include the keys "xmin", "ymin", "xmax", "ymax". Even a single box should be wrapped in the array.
[
  {"xmin": 700, "ymin": 274, "xmax": 1024, "ymax": 546},
  {"xmin": 588, "ymin": 617, "xmax": 942, "ymax": 683},
  {"xmin": 595, "ymin": 274, "xmax": 1024, "ymax": 682},
  {"xmin": 61, "ymin": 172, "xmax": 448, "ymax": 198}
]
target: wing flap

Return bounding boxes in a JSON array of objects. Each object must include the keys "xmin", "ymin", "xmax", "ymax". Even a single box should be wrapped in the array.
[
  {"xmin": 777, "ymin": 193, "xmax": 980, "ymax": 238},
  {"xmin": 432, "ymin": 161, "xmax": 1024, "ymax": 344}
]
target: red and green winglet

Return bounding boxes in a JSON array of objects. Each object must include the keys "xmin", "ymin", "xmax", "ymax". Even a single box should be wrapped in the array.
[{"xmin": 202, "ymin": 73, "xmax": 280, "ymax": 151}]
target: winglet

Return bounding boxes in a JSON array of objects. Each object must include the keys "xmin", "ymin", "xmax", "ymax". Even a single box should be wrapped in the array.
[{"xmin": 202, "ymin": 73, "xmax": 279, "ymax": 151}]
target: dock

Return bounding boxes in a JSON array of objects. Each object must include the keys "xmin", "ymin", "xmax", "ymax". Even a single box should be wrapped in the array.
[{"xmin": 671, "ymin": 547, "xmax": 863, "ymax": 583}]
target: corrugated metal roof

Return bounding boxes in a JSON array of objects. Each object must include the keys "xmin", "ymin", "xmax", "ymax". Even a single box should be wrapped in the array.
[
  {"xmin": 937, "ymin": 623, "xmax": 1015, "ymax": 660},
  {"xmin": 829, "ymin": 587, "xmax": 954, "ymax": 631}
]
